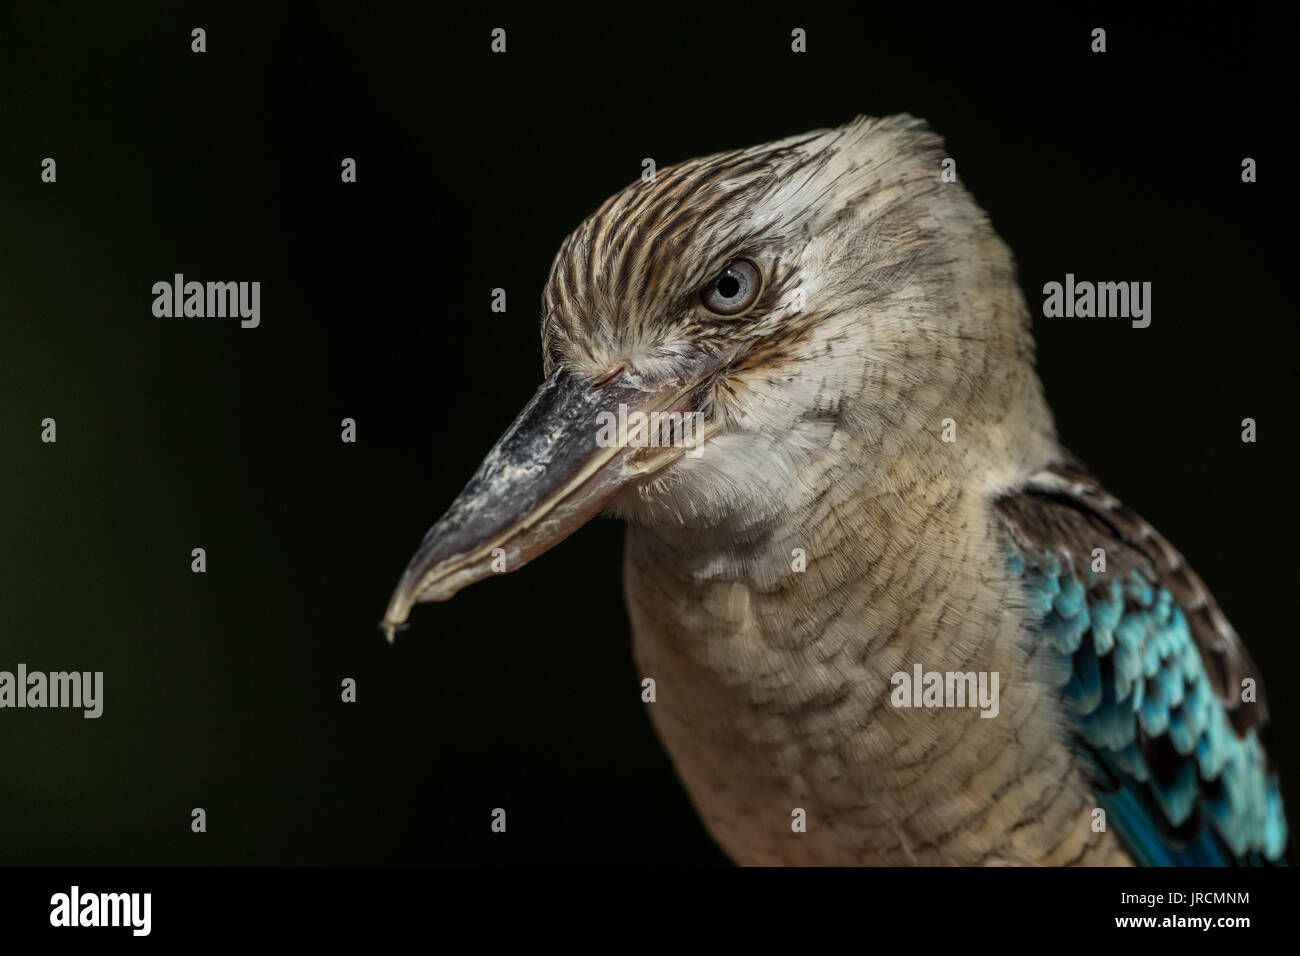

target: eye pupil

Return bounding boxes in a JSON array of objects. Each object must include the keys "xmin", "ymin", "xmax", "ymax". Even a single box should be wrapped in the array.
[{"xmin": 717, "ymin": 275, "xmax": 740, "ymax": 298}]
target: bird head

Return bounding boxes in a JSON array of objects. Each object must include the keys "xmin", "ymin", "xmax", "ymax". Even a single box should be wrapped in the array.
[{"xmin": 382, "ymin": 114, "xmax": 1054, "ymax": 639}]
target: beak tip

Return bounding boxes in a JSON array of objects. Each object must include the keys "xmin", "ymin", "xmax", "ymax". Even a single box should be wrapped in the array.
[
  {"xmin": 382, "ymin": 561, "xmax": 429, "ymax": 637},
  {"xmin": 381, "ymin": 588, "xmax": 416, "ymax": 644},
  {"xmin": 380, "ymin": 616, "xmax": 408, "ymax": 644}
]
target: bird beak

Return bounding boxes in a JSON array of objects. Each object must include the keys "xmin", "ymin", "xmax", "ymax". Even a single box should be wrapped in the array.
[{"xmin": 381, "ymin": 357, "xmax": 722, "ymax": 641}]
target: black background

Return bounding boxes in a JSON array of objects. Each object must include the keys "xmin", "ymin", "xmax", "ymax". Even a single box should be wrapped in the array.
[{"xmin": 0, "ymin": 3, "xmax": 1294, "ymax": 865}]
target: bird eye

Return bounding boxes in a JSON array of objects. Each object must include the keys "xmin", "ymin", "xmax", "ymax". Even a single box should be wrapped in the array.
[{"xmin": 700, "ymin": 259, "xmax": 762, "ymax": 316}]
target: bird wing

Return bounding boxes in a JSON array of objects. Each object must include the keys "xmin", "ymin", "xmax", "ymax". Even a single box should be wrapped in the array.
[{"xmin": 993, "ymin": 458, "xmax": 1288, "ymax": 865}]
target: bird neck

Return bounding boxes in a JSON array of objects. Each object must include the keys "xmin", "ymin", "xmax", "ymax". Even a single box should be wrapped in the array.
[
  {"xmin": 624, "ymin": 458, "xmax": 1128, "ymax": 863},
  {"xmin": 627, "ymin": 457, "xmax": 1016, "ymax": 680}
]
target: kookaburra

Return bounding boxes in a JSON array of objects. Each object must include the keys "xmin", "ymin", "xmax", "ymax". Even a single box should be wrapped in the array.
[{"xmin": 382, "ymin": 115, "xmax": 1287, "ymax": 865}]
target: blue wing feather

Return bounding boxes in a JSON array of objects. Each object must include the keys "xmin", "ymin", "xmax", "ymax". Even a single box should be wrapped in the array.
[{"xmin": 998, "ymin": 463, "xmax": 1289, "ymax": 865}]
